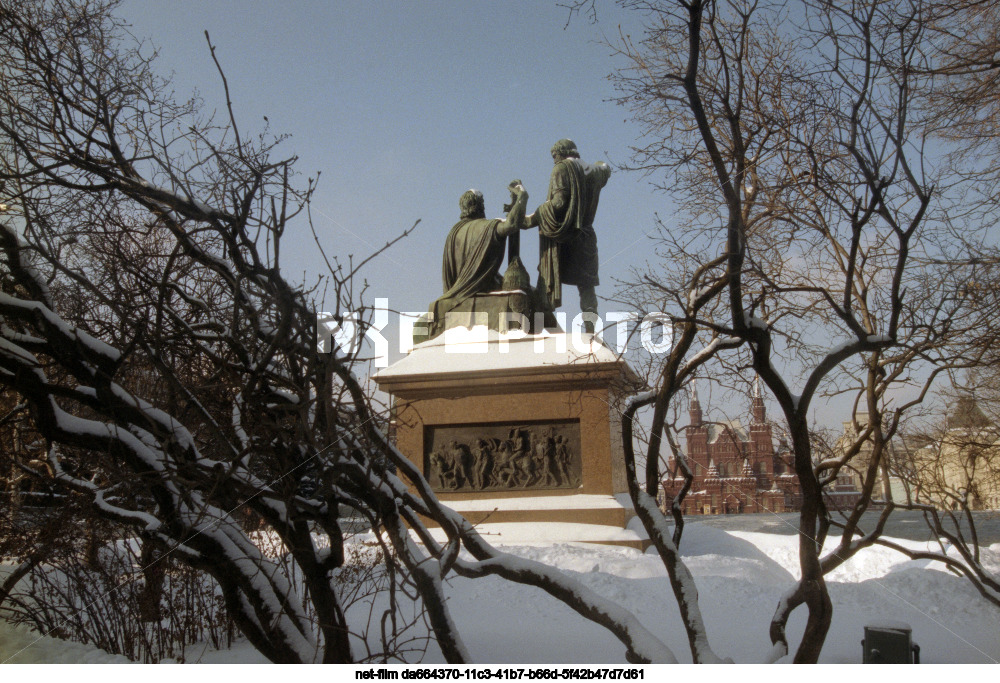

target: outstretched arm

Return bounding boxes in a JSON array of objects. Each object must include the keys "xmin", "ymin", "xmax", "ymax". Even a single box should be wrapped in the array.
[{"xmin": 497, "ymin": 183, "xmax": 530, "ymax": 237}]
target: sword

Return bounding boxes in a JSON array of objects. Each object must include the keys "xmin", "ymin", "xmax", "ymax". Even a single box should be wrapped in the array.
[{"xmin": 503, "ymin": 179, "xmax": 522, "ymax": 264}]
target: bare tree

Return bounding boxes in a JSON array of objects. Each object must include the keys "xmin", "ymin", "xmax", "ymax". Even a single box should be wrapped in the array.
[
  {"xmin": 875, "ymin": 386, "xmax": 1000, "ymax": 609},
  {"xmin": 920, "ymin": 1, "xmax": 1000, "ymax": 207},
  {"xmin": 602, "ymin": 0, "xmax": 998, "ymax": 662}
]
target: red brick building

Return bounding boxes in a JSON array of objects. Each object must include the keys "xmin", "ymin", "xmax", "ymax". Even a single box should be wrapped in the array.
[{"xmin": 661, "ymin": 382, "xmax": 802, "ymax": 514}]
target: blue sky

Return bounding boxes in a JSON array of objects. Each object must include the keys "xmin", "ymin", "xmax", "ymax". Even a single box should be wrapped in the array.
[
  {"xmin": 115, "ymin": 1, "xmax": 862, "ymax": 429},
  {"xmin": 118, "ymin": 1, "xmax": 665, "ymax": 332}
]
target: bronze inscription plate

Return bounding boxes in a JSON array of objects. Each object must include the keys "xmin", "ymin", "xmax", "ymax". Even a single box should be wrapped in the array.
[{"xmin": 424, "ymin": 420, "xmax": 582, "ymax": 492}]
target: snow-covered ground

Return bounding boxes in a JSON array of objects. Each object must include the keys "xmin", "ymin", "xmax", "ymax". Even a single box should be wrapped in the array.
[
  {"xmin": 2, "ymin": 522, "xmax": 998, "ymax": 664},
  {"xmin": 415, "ymin": 525, "xmax": 999, "ymax": 664},
  {"xmin": 0, "ymin": 619, "xmax": 132, "ymax": 663}
]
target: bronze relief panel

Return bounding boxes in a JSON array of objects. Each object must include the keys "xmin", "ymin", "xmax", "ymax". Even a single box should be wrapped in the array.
[{"xmin": 424, "ymin": 420, "xmax": 582, "ymax": 492}]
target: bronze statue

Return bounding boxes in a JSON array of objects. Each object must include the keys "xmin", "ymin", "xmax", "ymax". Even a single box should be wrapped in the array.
[
  {"xmin": 416, "ymin": 141, "xmax": 609, "ymax": 342},
  {"xmin": 527, "ymin": 139, "xmax": 611, "ymax": 332},
  {"xmin": 425, "ymin": 185, "xmax": 531, "ymax": 339}
]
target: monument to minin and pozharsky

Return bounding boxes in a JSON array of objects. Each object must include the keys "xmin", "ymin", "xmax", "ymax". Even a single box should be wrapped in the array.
[{"xmin": 374, "ymin": 140, "xmax": 649, "ymax": 549}]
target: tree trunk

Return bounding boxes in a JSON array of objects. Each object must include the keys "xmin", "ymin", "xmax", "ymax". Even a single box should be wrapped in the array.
[{"xmin": 138, "ymin": 539, "xmax": 165, "ymax": 623}]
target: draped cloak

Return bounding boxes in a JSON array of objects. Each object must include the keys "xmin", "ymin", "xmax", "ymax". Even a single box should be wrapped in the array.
[
  {"xmin": 536, "ymin": 158, "xmax": 611, "ymax": 308},
  {"xmin": 428, "ymin": 217, "xmax": 505, "ymax": 338}
]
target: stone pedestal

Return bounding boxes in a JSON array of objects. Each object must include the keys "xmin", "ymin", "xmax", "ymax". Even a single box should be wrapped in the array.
[{"xmin": 374, "ymin": 327, "xmax": 649, "ymax": 550}]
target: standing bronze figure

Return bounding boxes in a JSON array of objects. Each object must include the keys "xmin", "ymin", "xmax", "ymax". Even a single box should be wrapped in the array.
[{"xmin": 528, "ymin": 139, "xmax": 611, "ymax": 332}]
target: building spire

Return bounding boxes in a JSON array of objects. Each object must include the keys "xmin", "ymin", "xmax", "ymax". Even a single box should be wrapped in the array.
[
  {"xmin": 751, "ymin": 374, "xmax": 766, "ymax": 424},
  {"xmin": 689, "ymin": 381, "xmax": 703, "ymax": 427}
]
